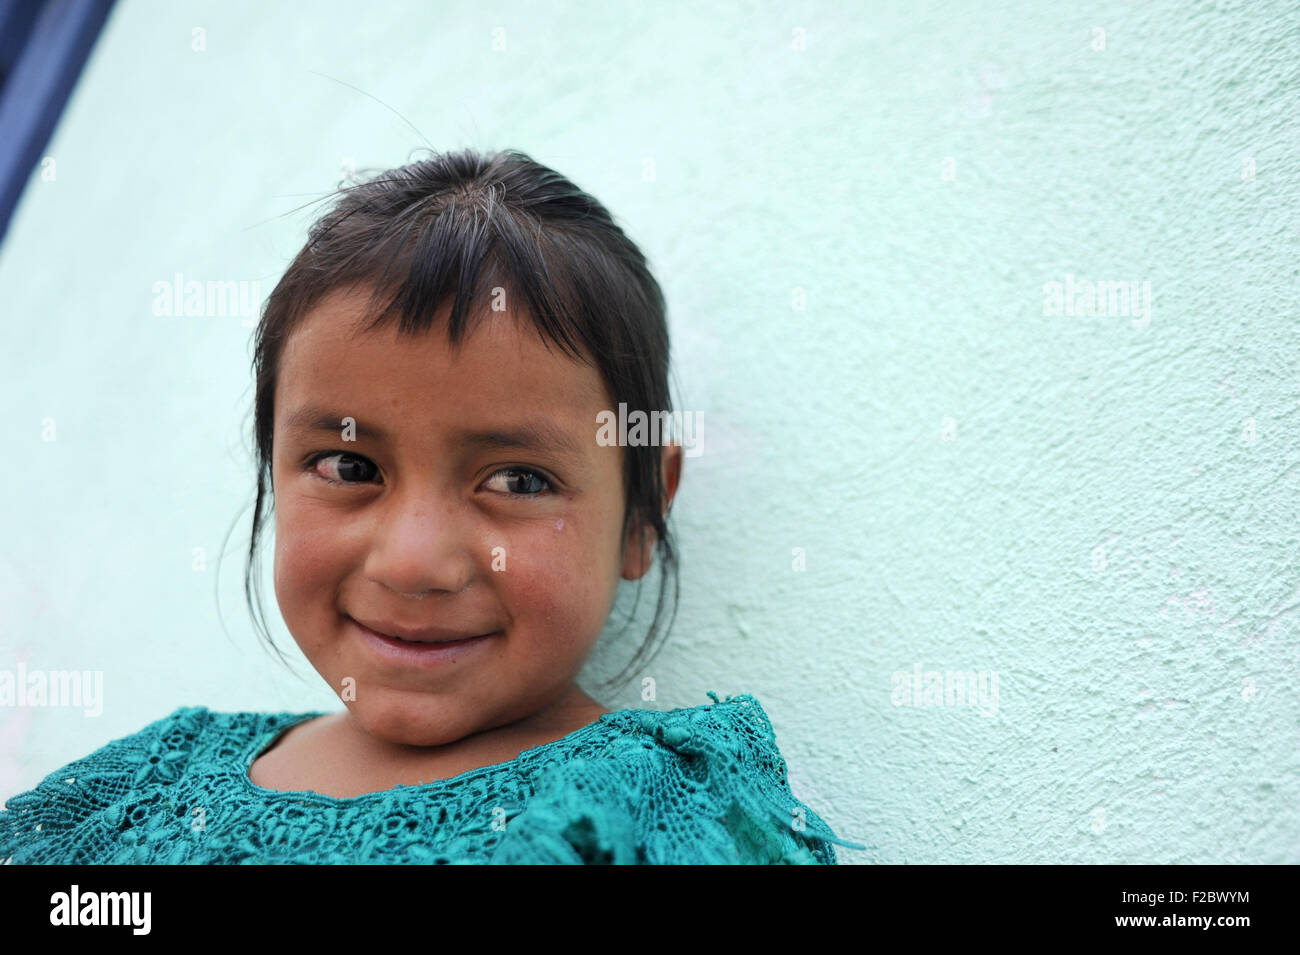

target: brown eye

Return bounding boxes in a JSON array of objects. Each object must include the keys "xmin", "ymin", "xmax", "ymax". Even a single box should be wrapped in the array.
[
  {"xmin": 484, "ymin": 467, "xmax": 553, "ymax": 496},
  {"xmin": 307, "ymin": 451, "xmax": 379, "ymax": 486}
]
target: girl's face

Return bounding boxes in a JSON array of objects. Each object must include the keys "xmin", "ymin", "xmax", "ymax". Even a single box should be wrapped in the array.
[{"xmin": 270, "ymin": 284, "xmax": 651, "ymax": 748}]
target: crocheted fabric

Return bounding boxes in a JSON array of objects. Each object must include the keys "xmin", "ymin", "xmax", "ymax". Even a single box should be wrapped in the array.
[{"xmin": 1, "ymin": 691, "xmax": 864, "ymax": 864}]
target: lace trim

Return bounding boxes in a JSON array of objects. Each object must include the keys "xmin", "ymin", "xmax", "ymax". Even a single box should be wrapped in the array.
[{"xmin": 235, "ymin": 709, "xmax": 625, "ymax": 803}]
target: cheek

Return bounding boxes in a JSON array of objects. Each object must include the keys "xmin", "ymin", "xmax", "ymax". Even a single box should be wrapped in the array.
[
  {"xmin": 497, "ymin": 519, "xmax": 616, "ymax": 642},
  {"xmin": 272, "ymin": 501, "xmax": 345, "ymax": 620}
]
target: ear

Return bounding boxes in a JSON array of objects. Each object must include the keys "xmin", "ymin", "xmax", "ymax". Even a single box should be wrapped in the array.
[{"xmin": 620, "ymin": 442, "xmax": 683, "ymax": 580}]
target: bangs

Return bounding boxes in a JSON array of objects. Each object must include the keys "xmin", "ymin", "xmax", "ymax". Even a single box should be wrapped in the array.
[{"xmin": 267, "ymin": 160, "xmax": 664, "ymax": 388}]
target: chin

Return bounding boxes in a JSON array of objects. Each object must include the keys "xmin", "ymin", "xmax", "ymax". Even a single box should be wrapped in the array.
[{"xmin": 349, "ymin": 697, "xmax": 485, "ymax": 748}]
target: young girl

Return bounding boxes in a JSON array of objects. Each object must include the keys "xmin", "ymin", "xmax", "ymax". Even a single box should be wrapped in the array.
[{"xmin": 1, "ymin": 148, "xmax": 863, "ymax": 864}]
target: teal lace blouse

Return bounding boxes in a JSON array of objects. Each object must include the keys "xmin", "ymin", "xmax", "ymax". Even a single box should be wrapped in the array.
[{"xmin": 1, "ymin": 691, "xmax": 864, "ymax": 864}]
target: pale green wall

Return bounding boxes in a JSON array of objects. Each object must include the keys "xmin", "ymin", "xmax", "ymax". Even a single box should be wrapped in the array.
[{"xmin": 2, "ymin": 0, "xmax": 1296, "ymax": 863}]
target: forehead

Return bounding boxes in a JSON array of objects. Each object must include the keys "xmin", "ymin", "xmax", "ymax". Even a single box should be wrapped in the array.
[{"xmin": 273, "ymin": 285, "xmax": 611, "ymax": 436}]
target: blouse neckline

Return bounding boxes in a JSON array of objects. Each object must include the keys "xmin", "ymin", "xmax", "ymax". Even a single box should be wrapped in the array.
[{"xmin": 237, "ymin": 708, "xmax": 622, "ymax": 804}]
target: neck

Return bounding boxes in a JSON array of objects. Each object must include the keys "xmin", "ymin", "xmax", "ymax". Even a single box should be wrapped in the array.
[{"xmin": 335, "ymin": 682, "xmax": 608, "ymax": 759}]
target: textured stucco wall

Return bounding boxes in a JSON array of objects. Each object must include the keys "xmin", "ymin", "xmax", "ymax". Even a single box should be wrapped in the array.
[{"xmin": 1, "ymin": 0, "xmax": 1297, "ymax": 863}]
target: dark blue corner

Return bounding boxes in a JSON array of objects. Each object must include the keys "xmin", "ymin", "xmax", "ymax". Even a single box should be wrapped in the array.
[{"xmin": 0, "ymin": 0, "xmax": 116, "ymax": 248}]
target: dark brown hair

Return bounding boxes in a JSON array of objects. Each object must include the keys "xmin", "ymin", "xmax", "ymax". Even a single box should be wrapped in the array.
[{"xmin": 235, "ymin": 147, "xmax": 679, "ymax": 693}]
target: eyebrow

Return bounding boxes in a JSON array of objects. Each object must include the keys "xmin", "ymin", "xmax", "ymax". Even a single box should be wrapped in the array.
[{"xmin": 283, "ymin": 406, "xmax": 588, "ymax": 461}]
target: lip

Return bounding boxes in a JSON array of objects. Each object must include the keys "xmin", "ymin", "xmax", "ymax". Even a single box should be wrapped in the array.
[
  {"xmin": 348, "ymin": 616, "xmax": 499, "ymax": 668},
  {"xmin": 351, "ymin": 615, "xmax": 494, "ymax": 644}
]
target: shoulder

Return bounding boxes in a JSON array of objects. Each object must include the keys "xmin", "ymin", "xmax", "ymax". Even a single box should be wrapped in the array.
[
  {"xmin": 611, "ymin": 690, "xmax": 784, "ymax": 764},
  {"xmin": 0, "ymin": 706, "xmax": 313, "ymax": 864},
  {"xmin": 7, "ymin": 705, "xmax": 211, "ymax": 798},
  {"xmin": 618, "ymin": 692, "xmax": 854, "ymax": 862},
  {"xmin": 493, "ymin": 691, "xmax": 858, "ymax": 864},
  {"xmin": 4, "ymin": 706, "xmax": 271, "ymax": 789},
  {"xmin": 0, "ymin": 706, "xmax": 192, "ymax": 863}
]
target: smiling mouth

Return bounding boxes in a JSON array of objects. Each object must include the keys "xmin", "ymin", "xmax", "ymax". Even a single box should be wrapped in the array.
[
  {"xmin": 383, "ymin": 632, "xmax": 487, "ymax": 645},
  {"xmin": 347, "ymin": 615, "xmax": 498, "ymax": 645}
]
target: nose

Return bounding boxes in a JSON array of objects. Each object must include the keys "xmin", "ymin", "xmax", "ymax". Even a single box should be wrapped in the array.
[{"xmin": 362, "ymin": 489, "xmax": 476, "ymax": 597}]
